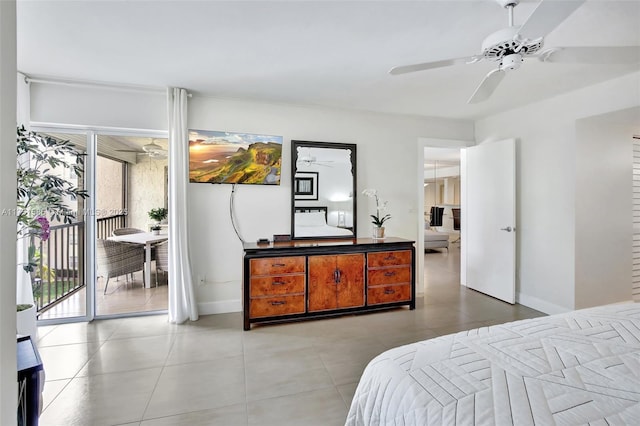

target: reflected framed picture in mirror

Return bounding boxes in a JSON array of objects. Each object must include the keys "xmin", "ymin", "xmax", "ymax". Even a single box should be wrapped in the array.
[{"xmin": 294, "ymin": 172, "xmax": 318, "ymax": 200}]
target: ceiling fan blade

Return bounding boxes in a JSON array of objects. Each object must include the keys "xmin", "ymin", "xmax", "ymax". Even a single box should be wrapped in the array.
[
  {"xmin": 538, "ymin": 46, "xmax": 640, "ymax": 64},
  {"xmin": 389, "ymin": 56, "xmax": 480, "ymax": 75},
  {"xmin": 468, "ymin": 69, "xmax": 505, "ymax": 104},
  {"xmin": 516, "ymin": 0, "xmax": 584, "ymax": 41}
]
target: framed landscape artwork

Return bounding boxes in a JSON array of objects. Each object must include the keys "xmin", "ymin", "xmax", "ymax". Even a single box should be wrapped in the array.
[{"xmin": 189, "ymin": 129, "xmax": 283, "ymax": 185}]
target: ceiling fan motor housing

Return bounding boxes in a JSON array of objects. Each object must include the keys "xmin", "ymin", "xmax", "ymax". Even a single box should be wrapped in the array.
[{"xmin": 481, "ymin": 27, "xmax": 543, "ymax": 61}]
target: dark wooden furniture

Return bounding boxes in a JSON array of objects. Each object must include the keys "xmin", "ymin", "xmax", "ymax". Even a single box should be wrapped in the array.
[
  {"xmin": 17, "ymin": 336, "xmax": 44, "ymax": 426},
  {"xmin": 243, "ymin": 237, "xmax": 415, "ymax": 330}
]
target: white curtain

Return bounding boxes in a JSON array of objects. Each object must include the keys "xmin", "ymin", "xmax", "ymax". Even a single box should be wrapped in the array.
[{"xmin": 166, "ymin": 87, "xmax": 198, "ymax": 323}]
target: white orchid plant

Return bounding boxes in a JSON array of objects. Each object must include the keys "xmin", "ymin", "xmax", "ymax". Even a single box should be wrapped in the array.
[{"xmin": 362, "ymin": 188, "xmax": 391, "ymax": 228}]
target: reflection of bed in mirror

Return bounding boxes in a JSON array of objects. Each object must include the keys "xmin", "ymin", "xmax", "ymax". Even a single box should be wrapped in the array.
[{"xmin": 294, "ymin": 207, "xmax": 353, "ymax": 238}]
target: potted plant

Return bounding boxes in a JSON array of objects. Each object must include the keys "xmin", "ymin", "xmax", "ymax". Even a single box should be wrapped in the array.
[
  {"xmin": 148, "ymin": 207, "xmax": 168, "ymax": 224},
  {"xmin": 16, "ymin": 126, "xmax": 88, "ymax": 336},
  {"xmin": 362, "ymin": 188, "xmax": 391, "ymax": 239},
  {"xmin": 150, "ymin": 225, "xmax": 162, "ymax": 235}
]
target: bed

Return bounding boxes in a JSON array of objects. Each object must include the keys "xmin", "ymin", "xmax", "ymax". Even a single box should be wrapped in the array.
[
  {"xmin": 346, "ymin": 302, "xmax": 640, "ymax": 425},
  {"xmin": 294, "ymin": 207, "xmax": 353, "ymax": 238}
]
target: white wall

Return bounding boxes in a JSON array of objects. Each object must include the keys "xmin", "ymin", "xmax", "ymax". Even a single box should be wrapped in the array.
[
  {"xmin": 187, "ymin": 96, "xmax": 474, "ymax": 312},
  {"xmin": 0, "ymin": 0, "xmax": 17, "ymax": 421},
  {"xmin": 30, "ymin": 83, "xmax": 166, "ymax": 131},
  {"xmin": 128, "ymin": 156, "xmax": 167, "ymax": 231},
  {"xmin": 476, "ymin": 71, "xmax": 640, "ymax": 314},
  {"xmin": 27, "ymin": 85, "xmax": 474, "ymax": 312},
  {"xmin": 575, "ymin": 108, "xmax": 637, "ymax": 308}
]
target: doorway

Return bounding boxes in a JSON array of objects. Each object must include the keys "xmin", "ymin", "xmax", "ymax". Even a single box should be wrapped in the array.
[
  {"xmin": 423, "ymin": 148, "xmax": 462, "ymax": 297},
  {"xmin": 415, "ymin": 138, "xmax": 473, "ymax": 296},
  {"xmin": 31, "ymin": 127, "xmax": 168, "ymax": 324}
]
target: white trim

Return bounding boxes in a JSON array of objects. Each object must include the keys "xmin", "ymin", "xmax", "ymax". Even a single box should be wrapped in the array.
[
  {"xmin": 197, "ymin": 299, "xmax": 242, "ymax": 315},
  {"xmin": 24, "ymin": 74, "xmax": 165, "ymax": 95},
  {"xmin": 30, "ymin": 121, "xmax": 167, "ymax": 138},
  {"xmin": 23, "ymin": 74, "xmax": 192, "ymax": 97},
  {"xmin": 516, "ymin": 292, "xmax": 570, "ymax": 315}
]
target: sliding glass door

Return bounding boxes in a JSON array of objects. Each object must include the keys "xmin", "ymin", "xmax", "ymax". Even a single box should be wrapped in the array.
[
  {"xmin": 31, "ymin": 127, "xmax": 168, "ymax": 324},
  {"xmin": 95, "ymin": 134, "xmax": 169, "ymax": 316}
]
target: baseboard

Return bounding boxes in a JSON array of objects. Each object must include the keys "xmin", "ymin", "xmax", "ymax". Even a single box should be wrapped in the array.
[
  {"xmin": 517, "ymin": 293, "xmax": 570, "ymax": 315},
  {"xmin": 197, "ymin": 299, "xmax": 242, "ymax": 315}
]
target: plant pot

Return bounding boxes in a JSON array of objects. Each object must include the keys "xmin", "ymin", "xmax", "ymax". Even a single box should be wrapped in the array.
[
  {"xmin": 373, "ymin": 226, "xmax": 385, "ymax": 239},
  {"xmin": 152, "ymin": 230, "xmax": 160, "ymax": 236},
  {"xmin": 17, "ymin": 304, "xmax": 37, "ymax": 338}
]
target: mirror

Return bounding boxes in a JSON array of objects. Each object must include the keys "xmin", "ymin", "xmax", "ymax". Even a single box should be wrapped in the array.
[{"xmin": 291, "ymin": 140, "xmax": 357, "ymax": 239}]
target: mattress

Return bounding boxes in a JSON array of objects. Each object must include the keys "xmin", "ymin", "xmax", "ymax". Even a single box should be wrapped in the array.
[
  {"xmin": 346, "ymin": 303, "xmax": 640, "ymax": 425},
  {"xmin": 294, "ymin": 224, "xmax": 353, "ymax": 237}
]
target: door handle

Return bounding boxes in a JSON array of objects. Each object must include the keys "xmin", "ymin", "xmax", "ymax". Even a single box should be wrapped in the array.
[{"xmin": 500, "ymin": 226, "xmax": 512, "ymax": 232}]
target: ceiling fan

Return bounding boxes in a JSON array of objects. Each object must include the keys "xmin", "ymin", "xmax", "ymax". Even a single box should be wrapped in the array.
[
  {"xmin": 116, "ymin": 140, "xmax": 167, "ymax": 158},
  {"xmin": 297, "ymin": 156, "xmax": 334, "ymax": 167},
  {"xmin": 297, "ymin": 149, "xmax": 335, "ymax": 167},
  {"xmin": 390, "ymin": 0, "xmax": 640, "ymax": 104}
]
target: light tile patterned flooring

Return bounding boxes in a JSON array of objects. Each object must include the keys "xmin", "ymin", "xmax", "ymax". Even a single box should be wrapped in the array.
[
  {"xmin": 36, "ymin": 246, "xmax": 544, "ymax": 425},
  {"xmin": 38, "ymin": 271, "xmax": 168, "ymax": 320}
]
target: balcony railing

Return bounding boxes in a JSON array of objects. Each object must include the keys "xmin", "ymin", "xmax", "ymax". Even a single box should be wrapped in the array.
[{"xmin": 34, "ymin": 214, "xmax": 127, "ymax": 313}]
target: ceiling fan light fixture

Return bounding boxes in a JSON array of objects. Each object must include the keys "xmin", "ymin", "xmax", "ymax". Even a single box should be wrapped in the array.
[
  {"xmin": 142, "ymin": 142, "xmax": 164, "ymax": 153},
  {"xmin": 500, "ymin": 53, "xmax": 523, "ymax": 71}
]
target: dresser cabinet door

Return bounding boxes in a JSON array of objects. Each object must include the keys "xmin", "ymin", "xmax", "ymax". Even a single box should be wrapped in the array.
[
  {"xmin": 308, "ymin": 255, "xmax": 337, "ymax": 312},
  {"xmin": 336, "ymin": 253, "xmax": 365, "ymax": 309},
  {"xmin": 308, "ymin": 253, "xmax": 365, "ymax": 312}
]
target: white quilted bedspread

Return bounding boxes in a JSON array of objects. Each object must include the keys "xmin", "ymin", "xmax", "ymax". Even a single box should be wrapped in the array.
[{"xmin": 346, "ymin": 303, "xmax": 640, "ymax": 426}]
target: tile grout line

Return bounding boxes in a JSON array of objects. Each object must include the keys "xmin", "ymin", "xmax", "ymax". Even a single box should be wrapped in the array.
[{"xmin": 138, "ymin": 332, "xmax": 177, "ymax": 423}]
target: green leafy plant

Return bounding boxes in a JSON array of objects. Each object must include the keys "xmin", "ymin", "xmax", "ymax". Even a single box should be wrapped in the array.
[
  {"xmin": 16, "ymin": 126, "xmax": 88, "ymax": 306},
  {"xmin": 362, "ymin": 188, "xmax": 391, "ymax": 228},
  {"xmin": 148, "ymin": 207, "xmax": 168, "ymax": 222}
]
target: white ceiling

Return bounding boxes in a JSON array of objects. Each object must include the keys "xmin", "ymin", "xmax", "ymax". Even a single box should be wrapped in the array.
[{"xmin": 17, "ymin": 0, "xmax": 640, "ymax": 121}]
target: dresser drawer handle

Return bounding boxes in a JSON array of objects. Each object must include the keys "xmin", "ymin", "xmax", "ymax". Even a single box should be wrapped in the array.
[
  {"xmin": 272, "ymin": 281, "xmax": 286, "ymax": 285},
  {"xmin": 384, "ymin": 255, "xmax": 396, "ymax": 261},
  {"xmin": 271, "ymin": 301, "xmax": 286, "ymax": 306},
  {"xmin": 272, "ymin": 263, "xmax": 286, "ymax": 267},
  {"xmin": 384, "ymin": 271, "xmax": 396, "ymax": 277},
  {"xmin": 384, "ymin": 289, "xmax": 396, "ymax": 295}
]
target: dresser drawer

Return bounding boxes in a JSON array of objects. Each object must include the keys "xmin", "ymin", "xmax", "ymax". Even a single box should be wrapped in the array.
[
  {"xmin": 250, "ymin": 294, "xmax": 305, "ymax": 318},
  {"xmin": 251, "ymin": 275, "xmax": 305, "ymax": 297},
  {"xmin": 367, "ymin": 284, "xmax": 411, "ymax": 305},
  {"xmin": 368, "ymin": 266, "xmax": 411, "ymax": 286},
  {"xmin": 368, "ymin": 250, "xmax": 411, "ymax": 268},
  {"xmin": 250, "ymin": 256, "xmax": 305, "ymax": 276}
]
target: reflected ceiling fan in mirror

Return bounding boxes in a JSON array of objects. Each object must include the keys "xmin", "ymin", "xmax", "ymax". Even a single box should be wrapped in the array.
[
  {"xmin": 390, "ymin": 0, "xmax": 640, "ymax": 104},
  {"xmin": 296, "ymin": 148, "xmax": 335, "ymax": 167}
]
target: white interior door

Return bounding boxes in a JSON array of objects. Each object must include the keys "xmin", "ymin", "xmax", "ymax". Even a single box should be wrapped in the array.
[{"xmin": 463, "ymin": 139, "xmax": 516, "ymax": 303}]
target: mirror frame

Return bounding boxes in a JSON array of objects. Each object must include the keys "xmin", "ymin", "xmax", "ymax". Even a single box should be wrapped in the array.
[{"xmin": 291, "ymin": 140, "xmax": 357, "ymax": 240}]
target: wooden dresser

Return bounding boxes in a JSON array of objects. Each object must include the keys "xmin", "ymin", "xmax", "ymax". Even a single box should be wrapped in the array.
[{"xmin": 242, "ymin": 238, "xmax": 415, "ymax": 330}]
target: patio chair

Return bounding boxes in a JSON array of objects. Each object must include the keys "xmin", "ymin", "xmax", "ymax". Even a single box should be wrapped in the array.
[
  {"xmin": 112, "ymin": 227, "xmax": 144, "ymax": 236},
  {"xmin": 96, "ymin": 239, "xmax": 145, "ymax": 294},
  {"xmin": 112, "ymin": 226, "xmax": 157, "ymax": 263},
  {"xmin": 155, "ymin": 241, "xmax": 169, "ymax": 287}
]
